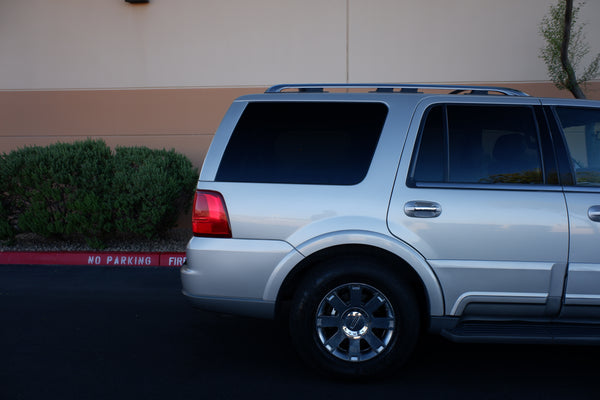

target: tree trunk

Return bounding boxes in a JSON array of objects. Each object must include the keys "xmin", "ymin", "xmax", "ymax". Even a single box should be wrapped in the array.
[{"xmin": 561, "ymin": 0, "xmax": 587, "ymax": 99}]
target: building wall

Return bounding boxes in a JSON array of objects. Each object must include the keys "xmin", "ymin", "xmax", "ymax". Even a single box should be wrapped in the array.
[
  {"xmin": 1, "ymin": 0, "xmax": 599, "ymax": 169},
  {"xmin": 2, "ymin": 0, "xmax": 599, "ymax": 89},
  {"xmin": 0, "ymin": 0, "xmax": 347, "ymax": 89},
  {"xmin": 0, "ymin": 87, "xmax": 265, "ymax": 169}
]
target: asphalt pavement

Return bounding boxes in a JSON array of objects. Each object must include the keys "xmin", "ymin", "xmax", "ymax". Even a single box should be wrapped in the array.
[{"xmin": 1, "ymin": 264, "xmax": 599, "ymax": 400}]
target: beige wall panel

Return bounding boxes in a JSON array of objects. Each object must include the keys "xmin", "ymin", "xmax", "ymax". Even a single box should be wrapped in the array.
[
  {"xmin": 0, "ymin": 0, "xmax": 346, "ymax": 89},
  {"xmin": 348, "ymin": 0, "xmax": 600, "ymax": 83},
  {"xmin": 0, "ymin": 87, "xmax": 263, "ymax": 136},
  {"xmin": 506, "ymin": 81, "xmax": 600, "ymax": 100},
  {"xmin": 5, "ymin": 1, "xmax": 598, "ymax": 90},
  {"xmin": 0, "ymin": 87, "xmax": 266, "ymax": 168}
]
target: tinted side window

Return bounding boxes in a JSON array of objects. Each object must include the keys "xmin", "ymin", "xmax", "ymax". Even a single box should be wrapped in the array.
[
  {"xmin": 216, "ymin": 102, "xmax": 388, "ymax": 185},
  {"xmin": 555, "ymin": 107, "xmax": 600, "ymax": 186},
  {"xmin": 412, "ymin": 106, "xmax": 445, "ymax": 182},
  {"xmin": 410, "ymin": 105, "xmax": 543, "ymax": 185}
]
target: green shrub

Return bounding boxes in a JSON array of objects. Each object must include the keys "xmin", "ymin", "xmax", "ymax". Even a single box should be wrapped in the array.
[
  {"xmin": 0, "ymin": 201, "xmax": 14, "ymax": 242},
  {"xmin": 1, "ymin": 140, "xmax": 113, "ymax": 245},
  {"xmin": 0, "ymin": 139, "xmax": 198, "ymax": 248},
  {"xmin": 0, "ymin": 155, "xmax": 15, "ymax": 241},
  {"xmin": 112, "ymin": 146, "xmax": 198, "ymax": 238}
]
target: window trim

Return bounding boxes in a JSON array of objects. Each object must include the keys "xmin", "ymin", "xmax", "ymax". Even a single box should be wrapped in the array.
[{"xmin": 413, "ymin": 181, "xmax": 564, "ymax": 192}]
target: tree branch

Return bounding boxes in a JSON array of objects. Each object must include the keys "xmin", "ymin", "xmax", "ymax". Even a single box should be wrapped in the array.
[{"xmin": 561, "ymin": 0, "xmax": 586, "ymax": 98}]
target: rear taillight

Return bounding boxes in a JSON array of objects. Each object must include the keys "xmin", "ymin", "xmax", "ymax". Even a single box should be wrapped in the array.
[{"xmin": 192, "ymin": 190, "xmax": 232, "ymax": 238}]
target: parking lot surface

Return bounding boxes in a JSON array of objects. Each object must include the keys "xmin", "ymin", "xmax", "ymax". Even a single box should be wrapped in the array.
[{"xmin": 1, "ymin": 265, "xmax": 598, "ymax": 399}]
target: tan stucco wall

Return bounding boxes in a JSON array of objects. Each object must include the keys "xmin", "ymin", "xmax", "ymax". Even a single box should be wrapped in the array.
[
  {"xmin": 2, "ymin": 1, "xmax": 599, "ymax": 89},
  {"xmin": 0, "ymin": 87, "xmax": 265, "ymax": 169},
  {"xmin": 0, "ymin": 0, "xmax": 347, "ymax": 89},
  {"xmin": 347, "ymin": 0, "xmax": 600, "ymax": 83}
]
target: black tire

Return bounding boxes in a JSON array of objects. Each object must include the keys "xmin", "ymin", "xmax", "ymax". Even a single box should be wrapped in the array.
[{"xmin": 289, "ymin": 257, "xmax": 420, "ymax": 378}]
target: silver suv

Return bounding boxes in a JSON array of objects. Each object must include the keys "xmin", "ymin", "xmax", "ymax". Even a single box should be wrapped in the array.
[{"xmin": 182, "ymin": 84, "xmax": 600, "ymax": 377}]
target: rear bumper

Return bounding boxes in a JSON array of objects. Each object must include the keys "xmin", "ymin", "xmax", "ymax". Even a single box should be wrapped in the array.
[{"xmin": 182, "ymin": 237, "xmax": 297, "ymax": 318}]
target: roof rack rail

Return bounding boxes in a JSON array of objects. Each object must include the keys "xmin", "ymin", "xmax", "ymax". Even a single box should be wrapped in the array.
[{"xmin": 265, "ymin": 83, "xmax": 529, "ymax": 97}]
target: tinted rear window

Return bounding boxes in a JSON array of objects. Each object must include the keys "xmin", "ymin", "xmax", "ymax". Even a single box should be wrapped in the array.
[{"xmin": 216, "ymin": 102, "xmax": 388, "ymax": 184}]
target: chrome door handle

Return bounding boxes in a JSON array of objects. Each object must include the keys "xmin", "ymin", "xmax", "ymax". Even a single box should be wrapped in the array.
[
  {"xmin": 404, "ymin": 201, "xmax": 442, "ymax": 218},
  {"xmin": 588, "ymin": 206, "xmax": 600, "ymax": 222}
]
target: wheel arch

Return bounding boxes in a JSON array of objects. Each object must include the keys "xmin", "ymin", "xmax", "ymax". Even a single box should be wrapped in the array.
[{"xmin": 272, "ymin": 232, "xmax": 445, "ymax": 325}]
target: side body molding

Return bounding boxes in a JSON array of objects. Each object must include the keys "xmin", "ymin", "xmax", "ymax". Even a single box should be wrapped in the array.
[{"xmin": 262, "ymin": 230, "xmax": 445, "ymax": 317}]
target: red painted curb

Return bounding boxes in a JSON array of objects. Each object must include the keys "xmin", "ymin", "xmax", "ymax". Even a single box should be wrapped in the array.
[{"xmin": 0, "ymin": 251, "xmax": 186, "ymax": 267}]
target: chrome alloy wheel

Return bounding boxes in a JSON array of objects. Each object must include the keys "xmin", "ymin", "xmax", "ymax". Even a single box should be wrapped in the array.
[{"xmin": 315, "ymin": 283, "xmax": 396, "ymax": 362}]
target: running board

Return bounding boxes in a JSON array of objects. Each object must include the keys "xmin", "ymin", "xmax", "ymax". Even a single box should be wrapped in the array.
[{"xmin": 441, "ymin": 322, "xmax": 600, "ymax": 345}]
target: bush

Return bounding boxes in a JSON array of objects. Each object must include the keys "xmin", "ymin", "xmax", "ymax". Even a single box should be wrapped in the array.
[
  {"xmin": 0, "ymin": 156, "xmax": 14, "ymax": 240},
  {"xmin": 1, "ymin": 140, "xmax": 114, "ymax": 245},
  {"xmin": 0, "ymin": 139, "xmax": 198, "ymax": 248},
  {"xmin": 0, "ymin": 201, "xmax": 14, "ymax": 242},
  {"xmin": 112, "ymin": 146, "xmax": 198, "ymax": 238}
]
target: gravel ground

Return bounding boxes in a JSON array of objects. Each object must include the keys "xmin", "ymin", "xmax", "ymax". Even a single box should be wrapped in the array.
[{"xmin": 0, "ymin": 228, "xmax": 192, "ymax": 253}]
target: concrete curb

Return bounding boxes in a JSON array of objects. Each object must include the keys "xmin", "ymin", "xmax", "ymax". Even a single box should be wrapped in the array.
[{"xmin": 0, "ymin": 251, "xmax": 186, "ymax": 267}]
